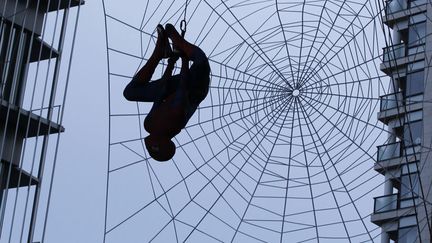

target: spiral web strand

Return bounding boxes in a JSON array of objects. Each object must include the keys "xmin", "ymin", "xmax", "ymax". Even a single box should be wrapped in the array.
[{"xmin": 102, "ymin": 0, "xmax": 432, "ymax": 242}]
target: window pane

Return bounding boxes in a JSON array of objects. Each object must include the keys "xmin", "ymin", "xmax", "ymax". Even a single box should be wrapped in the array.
[
  {"xmin": 406, "ymin": 71, "xmax": 424, "ymax": 97},
  {"xmin": 404, "ymin": 144, "xmax": 421, "ymax": 156},
  {"xmin": 408, "ymin": 22, "xmax": 426, "ymax": 46},
  {"xmin": 408, "ymin": 45, "xmax": 424, "ymax": 56},
  {"xmin": 408, "ymin": 61, "xmax": 424, "ymax": 72},
  {"xmin": 402, "ymin": 162, "xmax": 418, "ymax": 174},
  {"xmin": 405, "ymin": 110, "xmax": 422, "ymax": 122},
  {"xmin": 388, "ymin": 0, "xmax": 405, "ymax": 14},
  {"xmin": 404, "ymin": 121, "xmax": 422, "ymax": 145},
  {"xmin": 410, "ymin": 13, "xmax": 426, "ymax": 24},
  {"xmin": 400, "ymin": 174, "xmax": 419, "ymax": 199},
  {"xmin": 400, "ymin": 198, "xmax": 419, "ymax": 208},
  {"xmin": 410, "ymin": 0, "xmax": 427, "ymax": 7},
  {"xmin": 398, "ymin": 226, "xmax": 418, "ymax": 243},
  {"xmin": 399, "ymin": 216, "xmax": 417, "ymax": 227}
]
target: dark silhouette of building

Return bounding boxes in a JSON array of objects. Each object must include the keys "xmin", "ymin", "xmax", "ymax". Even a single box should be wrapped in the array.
[{"xmin": 0, "ymin": 0, "xmax": 83, "ymax": 242}]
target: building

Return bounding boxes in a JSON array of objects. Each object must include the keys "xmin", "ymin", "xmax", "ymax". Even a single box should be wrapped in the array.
[
  {"xmin": 0, "ymin": 0, "xmax": 83, "ymax": 242},
  {"xmin": 371, "ymin": 0, "xmax": 432, "ymax": 242}
]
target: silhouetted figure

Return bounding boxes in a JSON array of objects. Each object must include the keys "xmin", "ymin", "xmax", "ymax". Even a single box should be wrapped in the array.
[{"xmin": 123, "ymin": 24, "xmax": 210, "ymax": 161}]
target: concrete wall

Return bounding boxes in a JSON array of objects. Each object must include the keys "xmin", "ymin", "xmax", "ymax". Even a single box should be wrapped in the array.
[{"xmin": 418, "ymin": 3, "xmax": 432, "ymax": 242}]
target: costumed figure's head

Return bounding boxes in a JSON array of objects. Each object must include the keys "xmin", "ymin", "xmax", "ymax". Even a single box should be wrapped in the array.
[{"xmin": 145, "ymin": 135, "xmax": 176, "ymax": 162}]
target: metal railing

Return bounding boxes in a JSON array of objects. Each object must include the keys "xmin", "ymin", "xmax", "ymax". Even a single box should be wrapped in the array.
[
  {"xmin": 383, "ymin": 43, "xmax": 406, "ymax": 62},
  {"xmin": 374, "ymin": 194, "xmax": 418, "ymax": 214},
  {"xmin": 374, "ymin": 194, "xmax": 398, "ymax": 213},
  {"xmin": 376, "ymin": 141, "xmax": 422, "ymax": 163},
  {"xmin": 377, "ymin": 141, "xmax": 402, "ymax": 161},
  {"xmin": 380, "ymin": 92, "xmax": 403, "ymax": 111}
]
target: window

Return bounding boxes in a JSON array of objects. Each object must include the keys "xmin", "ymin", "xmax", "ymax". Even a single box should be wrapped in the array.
[
  {"xmin": 405, "ymin": 110, "xmax": 422, "ymax": 123},
  {"xmin": 409, "ymin": 0, "xmax": 427, "ymax": 7},
  {"xmin": 405, "ymin": 70, "xmax": 424, "ymax": 97},
  {"xmin": 399, "ymin": 215, "xmax": 417, "ymax": 228},
  {"xmin": 403, "ymin": 120, "xmax": 422, "ymax": 145},
  {"xmin": 407, "ymin": 22, "xmax": 426, "ymax": 56},
  {"xmin": 410, "ymin": 13, "xmax": 426, "ymax": 24},
  {"xmin": 400, "ymin": 174, "xmax": 419, "ymax": 199},
  {"xmin": 404, "ymin": 145, "xmax": 421, "ymax": 156},
  {"xmin": 401, "ymin": 162, "xmax": 419, "ymax": 174},
  {"xmin": 399, "ymin": 173, "xmax": 419, "ymax": 209},
  {"xmin": 407, "ymin": 61, "xmax": 424, "ymax": 72},
  {"xmin": 398, "ymin": 226, "xmax": 418, "ymax": 243},
  {"xmin": 408, "ymin": 22, "xmax": 426, "ymax": 47}
]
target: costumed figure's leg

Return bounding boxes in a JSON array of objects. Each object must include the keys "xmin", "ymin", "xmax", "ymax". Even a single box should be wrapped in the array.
[
  {"xmin": 162, "ymin": 56, "xmax": 178, "ymax": 80},
  {"xmin": 165, "ymin": 24, "xmax": 208, "ymax": 65},
  {"xmin": 169, "ymin": 56, "xmax": 190, "ymax": 109},
  {"xmin": 165, "ymin": 24, "xmax": 211, "ymax": 102},
  {"xmin": 123, "ymin": 24, "xmax": 171, "ymax": 101}
]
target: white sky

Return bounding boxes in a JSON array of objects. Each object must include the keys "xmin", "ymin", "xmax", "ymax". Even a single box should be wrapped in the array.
[{"xmin": 45, "ymin": 1, "xmax": 108, "ymax": 242}]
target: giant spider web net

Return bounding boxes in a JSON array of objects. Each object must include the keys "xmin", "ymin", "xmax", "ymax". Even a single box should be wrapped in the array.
[{"xmin": 102, "ymin": 0, "xmax": 432, "ymax": 242}]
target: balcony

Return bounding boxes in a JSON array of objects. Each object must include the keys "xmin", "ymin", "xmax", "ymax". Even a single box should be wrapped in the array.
[
  {"xmin": 389, "ymin": 67, "xmax": 407, "ymax": 80},
  {"xmin": 372, "ymin": 172, "xmax": 420, "ymax": 226},
  {"xmin": 381, "ymin": 44, "xmax": 425, "ymax": 75},
  {"xmin": 383, "ymin": 0, "xmax": 427, "ymax": 28},
  {"xmin": 375, "ymin": 142, "xmax": 421, "ymax": 174},
  {"xmin": 377, "ymin": 97, "xmax": 423, "ymax": 125},
  {"xmin": 374, "ymin": 194, "xmax": 398, "ymax": 213},
  {"xmin": 383, "ymin": 43, "xmax": 405, "ymax": 63},
  {"xmin": 380, "ymin": 92, "xmax": 403, "ymax": 112},
  {"xmin": 374, "ymin": 154, "xmax": 418, "ymax": 174},
  {"xmin": 0, "ymin": 99, "xmax": 64, "ymax": 167},
  {"xmin": 377, "ymin": 142, "xmax": 401, "ymax": 162},
  {"xmin": 0, "ymin": 99, "xmax": 64, "ymax": 138},
  {"xmin": 376, "ymin": 142, "xmax": 404, "ymax": 175},
  {"xmin": 0, "ymin": 0, "xmax": 85, "ymax": 36},
  {"xmin": 371, "ymin": 193, "xmax": 416, "ymax": 225},
  {"xmin": 0, "ymin": 160, "xmax": 38, "ymax": 189}
]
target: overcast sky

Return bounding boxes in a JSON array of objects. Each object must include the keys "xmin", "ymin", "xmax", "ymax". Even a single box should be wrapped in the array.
[{"xmin": 45, "ymin": 0, "xmax": 108, "ymax": 242}]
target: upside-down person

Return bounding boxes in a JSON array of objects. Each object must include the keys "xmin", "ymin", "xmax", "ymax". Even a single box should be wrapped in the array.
[{"xmin": 123, "ymin": 24, "xmax": 211, "ymax": 161}]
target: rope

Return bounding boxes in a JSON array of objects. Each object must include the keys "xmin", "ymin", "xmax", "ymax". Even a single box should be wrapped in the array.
[{"xmin": 180, "ymin": 0, "xmax": 188, "ymax": 37}]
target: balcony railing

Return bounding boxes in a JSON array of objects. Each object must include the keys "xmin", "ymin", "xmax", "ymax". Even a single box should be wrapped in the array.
[
  {"xmin": 383, "ymin": 43, "xmax": 406, "ymax": 62},
  {"xmin": 380, "ymin": 92, "xmax": 403, "ymax": 111},
  {"xmin": 374, "ymin": 194, "xmax": 398, "ymax": 213},
  {"xmin": 386, "ymin": 0, "xmax": 405, "ymax": 15},
  {"xmin": 378, "ymin": 142, "xmax": 401, "ymax": 161},
  {"xmin": 374, "ymin": 194, "xmax": 418, "ymax": 214}
]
